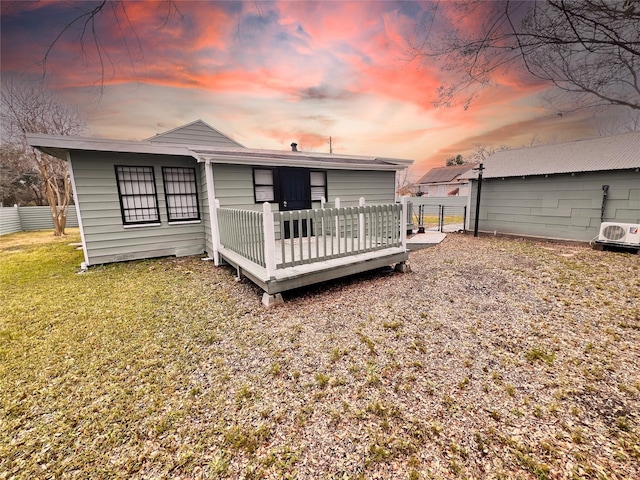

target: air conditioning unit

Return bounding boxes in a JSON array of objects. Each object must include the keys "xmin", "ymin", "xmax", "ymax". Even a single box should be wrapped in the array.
[{"xmin": 597, "ymin": 222, "xmax": 640, "ymax": 245}]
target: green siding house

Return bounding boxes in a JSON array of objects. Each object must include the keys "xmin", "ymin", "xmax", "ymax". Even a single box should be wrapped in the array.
[
  {"xmin": 463, "ymin": 132, "xmax": 640, "ymax": 243},
  {"xmin": 28, "ymin": 120, "xmax": 413, "ymax": 304}
]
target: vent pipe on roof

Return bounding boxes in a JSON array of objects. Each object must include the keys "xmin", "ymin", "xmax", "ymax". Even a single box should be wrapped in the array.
[{"xmin": 291, "ymin": 142, "xmax": 298, "ymax": 152}]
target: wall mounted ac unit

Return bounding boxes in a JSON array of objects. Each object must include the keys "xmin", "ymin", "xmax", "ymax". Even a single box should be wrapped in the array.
[{"xmin": 598, "ymin": 222, "xmax": 640, "ymax": 245}]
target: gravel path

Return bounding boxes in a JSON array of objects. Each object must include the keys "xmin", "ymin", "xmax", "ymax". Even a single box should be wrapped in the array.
[{"xmin": 190, "ymin": 233, "xmax": 639, "ymax": 479}]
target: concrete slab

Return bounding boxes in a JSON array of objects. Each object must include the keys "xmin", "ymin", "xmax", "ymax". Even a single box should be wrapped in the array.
[
  {"xmin": 407, "ymin": 232, "xmax": 446, "ymax": 244},
  {"xmin": 406, "ymin": 232, "xmax": 446, "ymax": 250}
]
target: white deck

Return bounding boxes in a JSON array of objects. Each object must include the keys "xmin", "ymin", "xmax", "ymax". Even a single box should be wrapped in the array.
[
  {"xmin": 220, "ymin": 235, "xmax": 408, "ymax": 295},
  {"xmin": 216, "ymin": 200, "xmax": 410, "ymax": 297}
]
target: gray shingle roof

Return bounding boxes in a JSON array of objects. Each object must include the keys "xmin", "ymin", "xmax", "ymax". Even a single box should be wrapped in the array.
[{"xmin": 462, "ymin": 132, "xmax": 640, "ymax": 179}]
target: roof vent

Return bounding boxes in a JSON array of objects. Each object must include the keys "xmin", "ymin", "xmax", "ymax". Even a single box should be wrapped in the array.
[{"xmin": 290, "ymin": 142, "xmax": 298, "ymax": 152}]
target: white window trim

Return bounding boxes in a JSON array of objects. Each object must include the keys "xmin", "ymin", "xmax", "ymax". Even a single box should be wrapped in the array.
[
  {"xmin": 123, "ymin": 222, "xmax": 162, "ymax": 229},
  {"xmin": 168, "ymin": 220, "xmax": 202, "ymax": 225}
]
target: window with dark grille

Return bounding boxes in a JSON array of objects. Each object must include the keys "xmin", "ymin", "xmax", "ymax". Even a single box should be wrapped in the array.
[
  {"xmin": 253, "ymin": 168, "xmax": 275, "ymax": 202},
  {"xmin": 115, "ymin": 166, "xmax": 160, "ymax": 225},
  {"xmin": 162, "ymin": 167, "xmax": 200, "ymax": 221},
  {"xmin": 310, "ymin": 170, "xmax": 327, "ymax": 201}
]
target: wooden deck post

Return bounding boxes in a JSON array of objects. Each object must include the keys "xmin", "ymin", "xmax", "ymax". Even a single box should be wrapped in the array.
[
  {"xmin": 401, "ymin": 196, "xmax": 408, "ymax": 251},
  {"xmin": 359, "ymin": 197, "xmax": 366, "ymax": 250},
  {"xmin": 334, "ymin": 197, "xmax": 340, "ymax": 239},
  {"xmin": 263, "ymin": 202, "xmax": 277, "ymax": 279},
  {"xmin": 320, "ymin": 197, "xmax": 326, "ymax": 236},
  {"xmin": 205, "ymin": 161, "xmax": 221, "ymax": 266}
]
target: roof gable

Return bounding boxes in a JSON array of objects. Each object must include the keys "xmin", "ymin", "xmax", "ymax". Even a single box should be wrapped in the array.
[
  {"xmin": 464, "ymin": 132, "xmax": 640, "ymax": 179},
  {"xmin": 145, "ymin": 119, "xmax": 245, "ymax": 148},
  {"xmin": 417, "ymin": 164, "xmax": 476, "ymax": 184}
]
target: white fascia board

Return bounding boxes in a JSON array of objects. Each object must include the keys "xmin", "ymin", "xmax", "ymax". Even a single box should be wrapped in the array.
[{"xmin": 192, "ymin": 151, "xmax": 412, "ymax": 171}]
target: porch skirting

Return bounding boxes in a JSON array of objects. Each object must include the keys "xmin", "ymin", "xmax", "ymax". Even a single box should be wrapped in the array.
[{"xmin": 220, "ymin": 245, "xmax": 408, "ymax": 294}]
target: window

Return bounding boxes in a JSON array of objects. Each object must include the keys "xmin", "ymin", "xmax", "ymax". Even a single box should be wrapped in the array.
[
  {"xmin": 253, "ymin": 168, "xmax": 275, "ymax": 202},
  {"xmin": 115, "ymin": 166, "xmax": 160, "ymax": 225},
  {"xmin": 310, "ymin": 170, "xmax": 327, "ymax": 201},
  {"xmin": 162, "ymin": 167, "xmax": 200, "ymax": 222}
]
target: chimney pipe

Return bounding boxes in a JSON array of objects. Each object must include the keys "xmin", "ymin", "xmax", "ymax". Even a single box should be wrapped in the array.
[{"xmin": 291, "ymin": 142, "xmax": 298, "ymax": 152}]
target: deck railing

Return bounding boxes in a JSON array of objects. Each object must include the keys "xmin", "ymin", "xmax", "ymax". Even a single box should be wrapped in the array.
[
  {"xmin": 275, "ymin": 203, "xmax": 403, "ymax": 268},
  {"xmin": 217, "ymin": 198, "xmax": 408, "ymax": 278},
  {"xmin": 217, "ymin": 208, "xmax": 266, "ymax": 267}
]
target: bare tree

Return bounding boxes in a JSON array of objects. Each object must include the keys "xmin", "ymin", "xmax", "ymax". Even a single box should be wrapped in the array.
[
  {"xmin": 412, "ymin": 0, "xmax": 640, "ymax": 113},
  {"xmin": 0, "ymin": 143, "xmax": 46, "ymax": 206},
  {"xmin": 467, "ymin": 144, "xmax": 510, "ymax": 163},
  {"xmin": 595, "ymin": 107, "xmax": 640, "ymax": 136},
  {"xmin": 1, "ymin": 80, "xmax": 85, "ymax": 235},
  {"xmin": 396, "ymin": 168, "xmax": 418, "ymax": 196}
]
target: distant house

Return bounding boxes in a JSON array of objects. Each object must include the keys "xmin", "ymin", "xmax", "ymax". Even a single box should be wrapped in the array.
[
  {"xmin": 463, "ymin": 132, "xmax": 640, "ymax": 242},
  {"xmin": 27, "ymin": 120, "xmax": 414, "ymax": 304},
  {"xmin": 414, "ymin": 164, "xmax": 476, "ymax": 197}
]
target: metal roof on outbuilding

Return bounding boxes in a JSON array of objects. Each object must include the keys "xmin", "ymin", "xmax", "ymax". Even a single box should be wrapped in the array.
[{"xmin": 462, "ymin": 132, "xmax": 640, "ymax": 180}]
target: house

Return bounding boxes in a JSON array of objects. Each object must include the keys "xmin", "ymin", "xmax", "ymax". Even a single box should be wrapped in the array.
[
  {"xmin": 414, "ymin": 163, "xmax": 476, "ymax": 197},
  {"xmin": 27, "ymin": 120, "xmax": 414, "ymax": 305},
  {"xmin": 462, "ymin": 132, "xmax": 640, "ymax": 242}
]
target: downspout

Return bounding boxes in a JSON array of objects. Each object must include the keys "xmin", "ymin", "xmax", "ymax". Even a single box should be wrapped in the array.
[
  {"xmin": 66, "ymin": 151, "xmax": 90, "ymax": 269},
  {"xmin": 600, "ymin": 185, "xmax": 609, "ymax": 222},
  {"xmin": 473, "ymin": 163, "xmax": 484, "ymax": 237},
  {"xmin": 204, "ymin": 160, "xmax": 221, "ymax": 266},
  {"xmin": 465, "ymin": 183, "xmax": 472, "ymax": 231}
]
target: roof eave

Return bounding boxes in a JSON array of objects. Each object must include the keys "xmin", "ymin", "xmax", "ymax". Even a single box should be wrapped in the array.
[
  {"xmin": 464, "ymin": 166, "xmax": 640, "ymax": 180},
  {"xmin": 26, "ymin": 133, "xmax": 413, "ymax": 171},
  {"xmin": 191, "ymin": 149, "xmax": 412, "ymax": 171},
  {"xmin": 26, "ymin": 133, "xmax": 194, "ymax": 160}
]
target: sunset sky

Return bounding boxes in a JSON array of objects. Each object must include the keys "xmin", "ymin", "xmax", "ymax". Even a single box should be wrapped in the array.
[{"xmin": 0, "ymin": 0, "xmax": 631, "ymax": 177}]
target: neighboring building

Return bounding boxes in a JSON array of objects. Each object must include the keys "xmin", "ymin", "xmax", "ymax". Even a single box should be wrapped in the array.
[
  {"xmin": 463, "ymin": 132, "xmax": 640, "ymax": 242},
  {"xmin": 28, "ymin": 120, "xmax": 413, "ymax": 304},
  {"xmin": 414, "ymin": 164, "xmax": 476, "ymax": 197}
]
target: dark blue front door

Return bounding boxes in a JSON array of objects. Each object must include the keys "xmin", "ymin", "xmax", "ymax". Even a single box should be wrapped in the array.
[{"xmin": 278, "ymin": 167, "xmax": 312, "ymax": 238}]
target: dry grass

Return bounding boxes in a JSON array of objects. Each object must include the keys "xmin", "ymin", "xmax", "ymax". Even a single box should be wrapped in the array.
[{"xmin": 1, "ymin": 229, "xmax": 639, "ymax": 479}]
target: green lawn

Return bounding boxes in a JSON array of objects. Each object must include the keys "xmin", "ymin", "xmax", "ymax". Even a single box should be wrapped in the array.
[
  {"xmin": 1, "ymin": 230, "xmax": 246, "ymax": 478},
  {"xmin": 412, "ymin": 214, "xmax": 464, "ymax": 227}
]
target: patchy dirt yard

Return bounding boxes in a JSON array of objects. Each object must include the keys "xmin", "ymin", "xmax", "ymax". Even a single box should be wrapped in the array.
[{"xmin": 1, "ymin": 231, "xmax": 638, "ymax": 479}]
